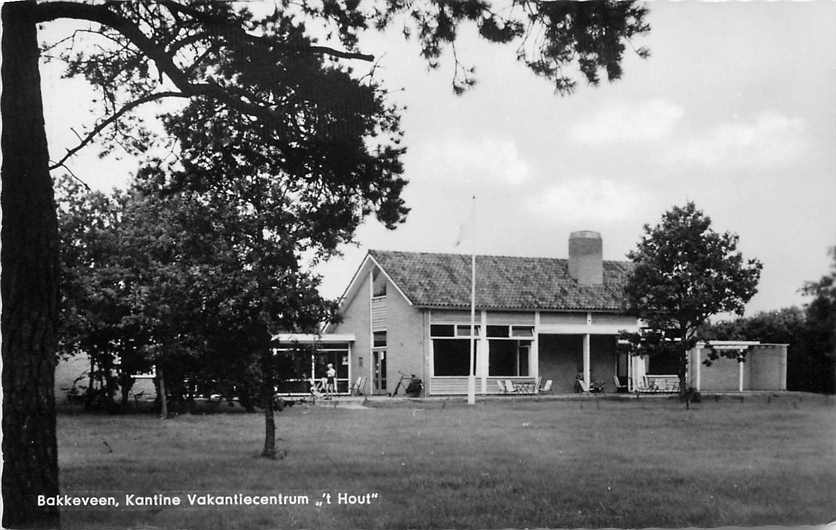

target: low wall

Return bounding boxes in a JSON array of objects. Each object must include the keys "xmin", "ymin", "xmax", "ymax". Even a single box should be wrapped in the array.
[{"xmin": 690, "ymin": 344, "xmax": 787, "ymax": 392}]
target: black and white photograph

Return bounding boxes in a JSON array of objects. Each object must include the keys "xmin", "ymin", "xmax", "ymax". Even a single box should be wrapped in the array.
[{"xmin": 1, "ymin": 1, "xmax": 834, "ymax": 529}]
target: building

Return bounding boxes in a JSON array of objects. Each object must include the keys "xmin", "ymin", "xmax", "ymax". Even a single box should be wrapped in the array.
[
  {"xmin": 324, "ymin": 231, "xmax": 639, "ymax": 396},
  {"xmin": 310, "ymin": 230, "xmax": 788, "ymax": 396},
  {"xmin": 687, "ymin": 341, "xmax": 787, "ymax": 392},
  {"xmin": 53, "ymin": 231, "xmax": 788, "ymax": 403}
]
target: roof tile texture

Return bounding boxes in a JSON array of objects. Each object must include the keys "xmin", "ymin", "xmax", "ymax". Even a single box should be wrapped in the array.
[{"xmin": 369, "ymin": 250, "xmax": 632, "ymax": 312}]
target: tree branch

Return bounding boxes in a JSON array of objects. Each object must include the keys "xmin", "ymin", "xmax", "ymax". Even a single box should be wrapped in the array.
[
  {"xmin": 157, "ymin": 1, "xmax": 374, "ymax": 61},
  {"xmin": 50, "ymin": 161, "xmax": 91, "ymax": 191},
  {"xmin": 48, "ymin": 91, "xmax": 188, "ymax": 171},
  {"xmin": 34, "ymin": 2, "xmax": 345, "ymax": 127}
]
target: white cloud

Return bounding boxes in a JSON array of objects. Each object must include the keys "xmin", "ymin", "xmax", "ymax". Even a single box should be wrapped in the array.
[
  {"xmin": 669, "ymin": 111, "xmax": 806, "ymax": 169},
  {"xmin": 414, "ymin": 134, "xmax": 531, "ymax": 185},
  {"xmin": 525, "ymin": 178, "xmax": 642, "ymax": 223},
  {"xmin": 569, "ymin": 99, "xmax": 684, "ymax": 144}
]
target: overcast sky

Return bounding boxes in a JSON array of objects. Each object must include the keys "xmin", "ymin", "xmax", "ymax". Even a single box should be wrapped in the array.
[{"xmin": 39, "ymin": 2, "xmax": 836, "ymax": 317}]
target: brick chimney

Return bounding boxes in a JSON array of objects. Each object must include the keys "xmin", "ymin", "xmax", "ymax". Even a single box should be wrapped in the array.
[{"xmin": 568, "ymin": 231, "xmax": 603, "ymax": 285}]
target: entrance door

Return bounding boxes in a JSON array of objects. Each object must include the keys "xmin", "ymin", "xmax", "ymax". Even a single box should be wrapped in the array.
[
  {"xmin": 517, "ymin": 344, "xmax": 530, "ymax": 376},
  {"xmin": 616, "ymin": 352, "xmax": 629, "ymax": 380},
  {"xmin": 372, "ymin": 350, "xmax": 387, "ymax": 394}
]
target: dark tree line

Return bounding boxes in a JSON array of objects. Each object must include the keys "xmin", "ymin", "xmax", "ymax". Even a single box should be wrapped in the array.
[
  {"xmin": 701, "ymin": 250, "xmax": 836, "ymax": 394},
  {"xmin": 56, "ymin": 174, "xmax": 331, "ymax": 415}
]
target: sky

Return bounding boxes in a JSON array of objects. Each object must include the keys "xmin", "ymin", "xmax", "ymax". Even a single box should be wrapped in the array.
[{"xmin": 37, "ymin": 2, "xmax": 836, "ymax": 317}]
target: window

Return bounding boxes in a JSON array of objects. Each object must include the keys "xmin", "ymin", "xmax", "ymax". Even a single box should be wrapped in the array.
[
  {"xmin": 372, "ymin": 269, "xmax": 387, "ymax": 297},
  {"xmin": 488, "ymin": 340, "xmax": 531, "ymax": 376},
  {"xmin": 432, "ymin": 339, "xmax": 478, "ymax": 376},
  {"xmin": 455, "ymin": 325, "xmax": 481, "ymax": 337},
  {"xmin": 486, "ymin": 325, "xmax": 509, "ymax": 338},
  {"xmin": 430, "ymin": 324, "xmax": 454, "ymax": 337},
  {"xmin": 510, "ymin": 326, "xmax": 534, "ymax": 338},
  {"xmin": 373, "ymin": 331, "xmax": 387, "ymax": 347}
]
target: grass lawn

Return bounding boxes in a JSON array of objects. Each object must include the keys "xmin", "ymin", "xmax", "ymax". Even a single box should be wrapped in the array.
[{"xmin": 56, "ymin": 395, "xmax": 835, "ymax": 529}]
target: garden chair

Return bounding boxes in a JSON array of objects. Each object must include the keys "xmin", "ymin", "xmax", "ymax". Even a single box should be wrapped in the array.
[
  {"xmin": 575, "ymin": 376, "xmax": 590, "ymax": 393},
  {"xmin": 636, "ymin": 375, "xmax": 656, "ymax": 393},
  {"xmin": 504, "ymin": 380, "xmax": 516, "ymax": 393},
  {"xmin": 351, "ymin": 376, "xmax": 366, "ymax": 396},
  {"xmin": 496, "ymin": 380, "xmax": 507, "ymax": 393},
  {"xmin": 539, "ymin": 379, "xmax": 553, "ymax": 393},
  {"xmin": 310, "ymin": 378, "xmax": 324, "ymax": 399},
  {"xmin": 613, "ymin": 375, "xmax": 628, "ymax": 393}
]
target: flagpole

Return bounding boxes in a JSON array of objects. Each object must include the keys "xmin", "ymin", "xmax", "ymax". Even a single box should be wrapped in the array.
[{"xmin": 467, "ymin": 195, "xmax": 476, "ymax": 406}]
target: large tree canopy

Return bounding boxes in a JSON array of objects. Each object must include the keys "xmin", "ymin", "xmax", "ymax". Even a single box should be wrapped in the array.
[
  {"xmin": 622, "ymin": 202, "xmax": 763, "ymax": 395},
  {"xmin": 1, "ymin": 1, "xmax": 650, "ymax": 526}
]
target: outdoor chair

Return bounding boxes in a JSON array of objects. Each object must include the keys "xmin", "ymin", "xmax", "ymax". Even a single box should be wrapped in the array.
[
  {"xmin": 539, "ymin": 379, "xmax": 553, "ymax": 393},
  {"xmin": 496, "ymin": 380, "xmax": 507, "ymax": 393},
  {"xmin": 504, "ymin": 380, "xmax": 516, "ymax": 393},
  {"xmin": 575, "ymin": 378, "xmax": 590, "ymax": 393},
  {"xmin": 636, "ymin": 375, "xmax": 657, "ymax": 393},
  {"xmin": 351, "ymin": 376, "xmax": 366, "ymax": 396},
  {"xmin": 310, "ymin": 379, "xmax": 325, "ymax": 399},
  {"xmin": 613, "ymin": 375, "xmax": 628, "ymax": 393}
]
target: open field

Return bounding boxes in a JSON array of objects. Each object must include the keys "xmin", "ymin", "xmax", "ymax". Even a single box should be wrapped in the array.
[{"xmin": 55, "ymin": 395, "xmax": 835, "ymax": 529}]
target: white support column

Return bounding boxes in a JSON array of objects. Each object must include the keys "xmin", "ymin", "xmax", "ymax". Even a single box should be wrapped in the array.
[
  {"xmin": 533, "ymin": 312, "xmax": 540, "ymax": 392},
  {"xmin": 738, "ymin": 352, "xmax": 744, "ymax": 392},
  {"xmin": 695, "ymin": 347, "xmax": 701, "ymax": 391},
  {"xmin": 368, "ymin": 270, "xmax": 375, "ymax": 391},
  {"xmin": 583, "ymin": 333, "xmax": 591, "ymax": 389},
  {"xmin": 426, "ymin": 310, "xmax": 433, "ymax": 396},
  {"xmin": 480, "ymin": 310, "xmax": 488, "ymax": 394}
]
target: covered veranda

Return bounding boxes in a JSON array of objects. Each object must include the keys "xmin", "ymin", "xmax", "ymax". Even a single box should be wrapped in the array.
[
  {"xmin": 537, "ymin": 333, "xmax": 627, "ymax": 393},
  {"xmin": 427, "ymin": 312, "xmax": 640, "ymax": 396},
  {"xmin": 271, "ymin": 333, "xmax": 355, "ymax": 396}
]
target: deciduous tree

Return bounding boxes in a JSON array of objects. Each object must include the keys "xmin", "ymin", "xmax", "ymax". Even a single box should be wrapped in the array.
[{"xmin": 622, "ymin": 202, "xmax": 763, "ymax": 396}]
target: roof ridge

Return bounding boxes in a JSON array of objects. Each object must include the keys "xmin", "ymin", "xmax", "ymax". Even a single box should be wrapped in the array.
[{"xmin": 369, "ymin": 248, "xmax": 631, "ymax": 265}]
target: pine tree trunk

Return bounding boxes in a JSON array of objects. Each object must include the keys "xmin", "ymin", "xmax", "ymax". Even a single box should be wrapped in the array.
[{"xmin": 1, "ymin": 2, "xmax": 61, "ymax": 527}]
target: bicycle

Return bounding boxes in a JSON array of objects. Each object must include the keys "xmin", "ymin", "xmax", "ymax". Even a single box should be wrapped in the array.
[{"xmin": 390, "ymin": 371, "xmax": 423, "ymax": 397}]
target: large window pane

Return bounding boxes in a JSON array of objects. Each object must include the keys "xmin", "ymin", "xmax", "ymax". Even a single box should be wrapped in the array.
[
  {"xmin": 433, "ymin": 339, "xmax": 477, "ymax": 376},
  {"xmin": 275, "ymin": 349, "xmax": 311, "ymax": 393},
  {"xmin": 488, "ymin": 340, "xmax": 531, "ymax": 376}
]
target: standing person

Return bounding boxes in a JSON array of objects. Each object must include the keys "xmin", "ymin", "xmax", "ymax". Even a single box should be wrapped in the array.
[{"xmin": 325, "ymin": 363, "xmax": 337, "ymax": 399}]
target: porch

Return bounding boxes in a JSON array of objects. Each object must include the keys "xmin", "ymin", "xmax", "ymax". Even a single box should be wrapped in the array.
[
  {"xmin": 426, "ymin": 325, "xmax": 639, "ymax": 396},
  {"xmin": 271, "ymin": 333, "xmax": 355, "ymax": 396}
]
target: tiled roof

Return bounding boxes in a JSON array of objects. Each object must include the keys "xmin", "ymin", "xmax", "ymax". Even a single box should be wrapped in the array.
[{"xmin": 368, "ymin": 250, "xmax": 633, "ymax": 312}]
